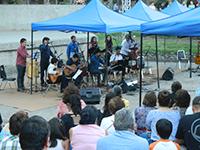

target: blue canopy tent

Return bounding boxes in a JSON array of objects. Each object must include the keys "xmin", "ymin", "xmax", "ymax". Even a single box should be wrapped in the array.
[
  {"xmin": 123, "ymin": 0, "xmax": 169, "ymax": 21},
  {"xmin": 138, "ymin": 7, "xmax": 200, "ymax": 105},
  {"xmin": 161, "ymin": 0, "xmax": 189, "ymax": 16},
  {"xmin": 30, "ymin": 0, "xmax": 144, "ymax": 94}
]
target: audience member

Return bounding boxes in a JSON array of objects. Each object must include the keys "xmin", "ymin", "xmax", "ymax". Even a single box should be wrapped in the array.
[
  {"xmin": 112, "ymin": 85, "xmax": 129, "ymax": 107},
  {"xmin": 135, "ymin": 91, "xmax": 157, "ymax": 135},
  {"xmin": 57, "ymin": 83, "xmax": 86, "ymax": 118},
  {"xmin": 176, "ymin": 96, "xmax": 200, "ymax": 150},
  {"xmin": 150, "ymin": 119, "xmax": 180, "ymax": 150},
  {"xmin": 97, "ymin": 92, "xmax": 116, "ymax": 125},
  {"xmin": 48, "ymin": 118, "xmax": 69, "ymax": 150},
  {"xmin": 100, "ymin": 96, "xmax": 125, "ymax": 134},
  {"xmin": 0, "ymin": 111, "xmax": 28, "ymax": 150},
  {"xmin": 97, "ymin": 108, "xmax": 149, "ymax": 150},
  {"xmin": 69, "ymin": 106, "xmax": 105, "ymax": 150},
  {"xmin": 173, "ymin": 89, "xmax": 191, "ymax": 117},
  {"xmin": 19, "ymin": 115, "xmax": 50, "ymax": 150},
  {"xmin": 146, "ymin": 90, "xmax": 181, "ymax": 141},
  {"xmin": 170, "ymin": 81, "xmax": 182, "ymax": 107}
]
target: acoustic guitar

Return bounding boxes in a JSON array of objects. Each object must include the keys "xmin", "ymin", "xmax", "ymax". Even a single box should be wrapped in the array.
[
  {"xmin": 63, "ymin": 64, "xmax": 77, "ymax": 77},
  {"xmin": 48, "ymin": 69, "xmax": 61, "ymax": 83}
]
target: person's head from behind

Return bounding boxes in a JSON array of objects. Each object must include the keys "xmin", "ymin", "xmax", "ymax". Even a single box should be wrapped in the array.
[
  {"xmin": 48, "ymin": 118, "xmax": 66, "ymax": 148},
  {"xmin": 71, "ymin": 35, "xmax": 76, "ymax": 43},
  {"xmin": 63, "ymin": 83, "xmax": 79, "ymax": 96},
  {"xmin": 51, "ymin": 57, "xmax": 58, "ymax": 65},
  {"xmin": 114, "ymin": 108, "xmax": 134, "ymax": 131},
  {"xmin": 72, "ymin": 54, "xmax": 79, "ymax": 62},
  {"xmin": 61, "ymin": 114, "xmax": 74, "ymax": 138},
  {"xmin": 42, "ymin": 37, "xmax": 50, "ymax": 45},
  {"xmin": 63, "ymin": 94, "xmax": 81, "ymax": 116},
  {"xmin": 104, "ymin": 92, "xmax": 116, "ymax": 113},
  {"xmin": 175, "ymin": 89, "xmax": 191, "ymax": 108},
  {"xmin": 19, "ymin": 116, "xmax": 50, "ymax": 150},
  {"xmin": 20, "ymin": 38, "xmax": 27, "ymax": 47},
  {"xmin": 171, "ymin": 81, "xmax": 182, "ymax": 93},
  {"xmin": 158, "ymin": 90, "xmax": 171, "ymax": 107},
  {"xmin": 143, "ymin": 91, "xmax": 157, "ymax": 107},
  {"xmin": 192, "ymin": 96, "xmax": 200, "ymax": 113},
  {"xmin": 108, "ymin": 96, "xmax": 125, "ymax": 115},
  {"xmin": 112, "ymin": 85, "xmax": 122, "ymax": 97},
  {"xmin": 9, "ymin": 111, "xmax": 28, "ymax": 136},
  {"xmin": 79, "ymin": 106, "xmax": 98, "ymax": 125},
  {"xmin": 156, "ymin": 119, "xmax": 172, "ymax": 139},
  {"xmin": 0, "ymin": 114, "xmax": 2, "ymax": 132}
]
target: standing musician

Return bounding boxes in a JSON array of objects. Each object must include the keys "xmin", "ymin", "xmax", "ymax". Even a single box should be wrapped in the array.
[
  {"xmin": 66, "ymin": 35, "xmax": 79, "ymax": 60},
  {"xmin": 47, "ymin": 58, "xmax": 62, "ymax": 84},
  {"xmin": 60, "ymin": 54, "xmax": 82, "ymax": 92},
  {"xmin": 39, "ymin": 37, "xmax": 55, "ymax": 87}
]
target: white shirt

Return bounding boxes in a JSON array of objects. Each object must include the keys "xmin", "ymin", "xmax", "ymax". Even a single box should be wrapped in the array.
[
  {"xmin": 100, "ymin": 115, "xmax": 115, "ymax": 135},
  {"xmin": 110, "ymin": 54, "xmax": 123, "ymax": 63},
  {"xmin": 47, "ymin": 63, "xmax": 57, "ymax": 75},
  {"xmin": 120, "ymin": 39, "xmax": 134, "ymax": 56}
]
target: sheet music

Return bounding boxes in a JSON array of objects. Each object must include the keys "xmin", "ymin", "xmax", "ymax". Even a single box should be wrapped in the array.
[{"xmin": 72, "ymin": 69, "xmax": 82, "ymax": 80}]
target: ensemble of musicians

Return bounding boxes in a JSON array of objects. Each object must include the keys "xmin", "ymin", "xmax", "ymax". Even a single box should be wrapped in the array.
[{"xmin": 16, "ymin": 34, "xmax": 142, "ymax": 92}]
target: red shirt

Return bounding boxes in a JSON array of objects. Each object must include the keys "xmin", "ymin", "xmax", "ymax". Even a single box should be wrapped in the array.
[{"xmin": 16, "ymin": 45, "xmax": 29, "ymax": 66}]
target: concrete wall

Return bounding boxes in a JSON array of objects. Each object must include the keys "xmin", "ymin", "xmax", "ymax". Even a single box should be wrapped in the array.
[{"xmin": 0, "ymin": 5, "xmax": 83, "ymax": 31}]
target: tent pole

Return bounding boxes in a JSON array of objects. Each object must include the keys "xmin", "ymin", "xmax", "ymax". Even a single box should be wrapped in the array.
[
  {"xmin": 105, "ymin": 33, "xmax": 108, "ymax": 85},
  {"xmin": 87, "ymin": 32, "xmax": 89, "ymax": 62},
  {"xmin": 139, "ymin": 33, "xmax": 143, "ymax": 107},
  {"xmin": 30, "ymin": 30, "xmax": 33, "ymax": 94},
  {"xmin": 189, "ymin": 37, "xmax": 192, "ymax": 78},
  {"xmin": 155, "ymin": 35, "xmax": 160, "ymax": 89}
]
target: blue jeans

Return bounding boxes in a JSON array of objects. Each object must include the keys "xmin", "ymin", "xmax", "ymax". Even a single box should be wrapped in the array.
[{"xmin": 16, "ymin": 65, "xmax": 26, "ymax": 89}]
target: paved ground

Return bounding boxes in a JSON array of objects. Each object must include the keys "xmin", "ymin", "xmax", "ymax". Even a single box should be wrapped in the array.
[{"xmin": 1, "ymin": 61, "xmax": 200, "ymax": 124}]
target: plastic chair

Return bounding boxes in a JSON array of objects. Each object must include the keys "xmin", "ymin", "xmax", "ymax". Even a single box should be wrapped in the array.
[
  {"xmin": 177, "ymin": 50, "xmax": 189, "ymax": 70},
  {"xmin": 0, "ymin": 65, "xmax": 16, "ymax": 90}
]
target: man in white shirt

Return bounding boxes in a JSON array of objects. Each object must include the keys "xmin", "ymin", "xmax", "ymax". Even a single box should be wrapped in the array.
[
  {"xmin": 47, "ymin": 57, "xmax": 62, "ymax": 84},
  {"xmin": 120, "ymin": 34, "xmax": 134, "ymax": 57}
]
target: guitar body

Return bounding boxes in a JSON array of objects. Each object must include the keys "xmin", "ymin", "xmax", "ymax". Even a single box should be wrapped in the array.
[
  {"xmin": 48, "ymin": 69, "xmax": 61, "ymax": 83},
  {"xmin": 64, "ymin": 64, "xmax": 77, "ymax": 77}
]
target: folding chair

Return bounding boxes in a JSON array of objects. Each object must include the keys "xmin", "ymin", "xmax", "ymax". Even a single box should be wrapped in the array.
[
  {"xmin": 177, "ymin": 50, "xmax": 189, "ymax": 70},
  {"xmin": 0, "ymin": 65, "xmax": 16, "ymax": 90}
]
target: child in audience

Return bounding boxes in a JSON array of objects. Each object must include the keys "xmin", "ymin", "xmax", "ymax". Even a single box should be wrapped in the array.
[
  {"xmin": 169, "ymin": 81, "xmax": 182, "ymax": 107},
  {"xmin": 150, "ymin": 119, "xmax": 180, "ymax": 150}
]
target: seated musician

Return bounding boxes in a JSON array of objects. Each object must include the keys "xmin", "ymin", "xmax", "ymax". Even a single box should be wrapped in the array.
[
  {"xmin": 47, "ymin": 57, "xmax": 62, "ymax": 84},
  {"xmin": 110, "ymin": 46, "xmax": 124, "ymax": 72},
  {"xmin": 89, "ymin": 48, "xmax": 105, "ymax": 86},
  {"xmin": 61, "ymin": 54, "xmax": 82, "ymax": 92}
]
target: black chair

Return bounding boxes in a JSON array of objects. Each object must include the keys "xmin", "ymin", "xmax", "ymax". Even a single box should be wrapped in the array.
[{"xmin": 0, "ymin": 65, "xmax": 16, "ymax": 90}]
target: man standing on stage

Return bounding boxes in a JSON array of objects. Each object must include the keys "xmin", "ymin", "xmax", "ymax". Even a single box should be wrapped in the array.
[
  {"xmin": 66, "ymin": 35, "xmax": 79, "ymax": 60},
  {"xmin": 16, "ymin": 38, "xmax": 30, "ymax": 92},
  {"xmin": 39, "ymin": 37, "xmax": 55, "ymax": 87}
]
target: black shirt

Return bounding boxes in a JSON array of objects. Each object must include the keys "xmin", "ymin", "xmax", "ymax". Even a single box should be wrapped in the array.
[{"xmin": 176, "ymin": 112, "xmax": 200, "ymax": 150}]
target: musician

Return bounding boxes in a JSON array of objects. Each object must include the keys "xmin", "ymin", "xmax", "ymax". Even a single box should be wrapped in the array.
[
  {"xmin": 89, "ymin": 48, "xmax": 105, "ymax": 86},
  {"xmin": 47, "ymin": 58, "xmax": 62, "ymax": 84},
  {"xmin": 88, "ymin": 36, "xmax": 98, "ymax": 57},
  {"xmin": 120, "ymin": 34, "xmax": 135, "ymax": 57},
  {"xmin": 105, "ymin": 35, "xmax": 113, "ymax": 66},
  {"xmin": 66, "ymin": 35, "xmax": 79, "ymax": 60},
  {"xmin": 110, "ymin": 46, "xmax": 124, "ymax": 72},
  {"xmin": 16, "ymin": 38, "xmax": 30, "ymax": 92},
  {"xmin": 39, "ymin": 37, "xmax": 55, "ymax": 87}
]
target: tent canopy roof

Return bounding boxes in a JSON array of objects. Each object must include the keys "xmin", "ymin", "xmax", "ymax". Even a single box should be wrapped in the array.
[
  {"xmin": 141, "ymin": 7, "xmax": 200, "ymax": 36},
  {"xmin": 123, "ymin": 0, "xmax": 168, "ymax": 21},
  {"xmin": 161, "ymin": 0, "xmax": 189, "ymax": 16},
  {"xmin": 32, "ymin": 0, "xmax": 144, "ymax": 33}
]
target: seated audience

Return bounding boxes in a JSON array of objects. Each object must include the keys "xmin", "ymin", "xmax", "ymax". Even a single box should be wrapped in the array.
[
  {"xmin": 100, "ymin": 96, "xmax": 125, "ymax": 134},
  {"xmin": 57, "ymin": 83, "xmax": 86, "ymax": 118},
  {"xmin": 150, "ymin": 119, "xmax": 180, "ymax": 150},
  {"xmin": 146, "ymin": 90, "xmax": 181, "ymax": 141},
  {"xmin": 176, "ymin": 96, "xmax": 200, "ymax": 150},
  {"xmin": 97, "ymin": 92, "xmax": 116, "ymax": 125},
  {"xmin": 173, "ymin": 89, "xmax": 191, "ymax": 117},
  {"xmin": 112, "ymin": 85, "xmax": 129, "ymax": 107},
  {"xmin": 0, "ymin": 111, "xmax": 28, "ymax": 150},
  {"xmin": 170, "ymin": 81, "xmax": 182, "ymax": 107},
  {"xmin": 48, "ymin": 117, "xmax": 69, "ymax": 150},
  {"xmin": 134, "ymin": 91, "xmax": 157, "ymax": 135},
  {"xmin": 19, "ymin": 116, "xmax": 50, "ymax": 150},
  {"xmin": 69, "ymin": 106, "xmax": 105, "ymax": 150},
  {"xmin": 97, "ymin": 108, "xmax": 149, "ymax": 150}
]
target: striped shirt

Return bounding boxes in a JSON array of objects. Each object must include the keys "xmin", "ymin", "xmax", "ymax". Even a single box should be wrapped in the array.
[{"xmin": 0, "ymin": 135, "xmax": 21, "ymax": 150}]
